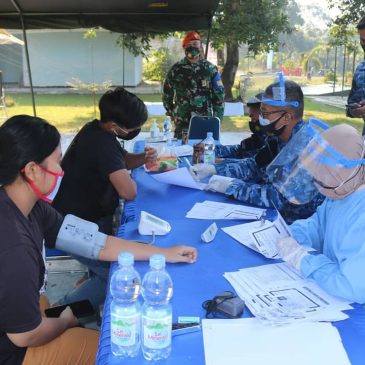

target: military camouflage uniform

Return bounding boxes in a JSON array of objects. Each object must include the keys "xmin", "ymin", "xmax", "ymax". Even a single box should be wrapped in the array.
[
  {"xmin": 163, "ymin": 57, "xmax": 225, "ymax": 138},
  {"xmin": 346, "ymin": 60, "xmax": 365, "ymax": 135},
  {"xmin": 214, "ymin": 121, "xmax": 325, "ymax": 224}
]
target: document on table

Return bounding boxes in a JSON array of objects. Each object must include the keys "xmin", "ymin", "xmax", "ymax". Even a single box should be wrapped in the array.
[
  {"xmin": 202, "ymin": 318, "xmax": 350, "ymax": 365},
  {"xmin": 186, "ymin": 200, "xmax": 266, "ymax": 220},
  {"xmin": 224, "ymin": 262, "xmax": 352, "ymax": 325},
  {"xmin": 148, "ymin": 167, "xmax": 206, "ymax": 190},
  {"xmin": 221, "ymin": 211, "xmax": 291, "ymax": 258}
]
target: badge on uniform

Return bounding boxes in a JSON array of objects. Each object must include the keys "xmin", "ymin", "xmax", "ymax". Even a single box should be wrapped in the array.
[
  {"xmin": 202, "ymin": 80, "xmax": 209, "ymax": 88},
  {"xmin": 213, "ymin": 72, "xmax": 224, "ymax": 89}
]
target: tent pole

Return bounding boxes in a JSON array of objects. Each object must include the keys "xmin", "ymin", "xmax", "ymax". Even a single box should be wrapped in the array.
[
  {"xmin": 205, "ymin": 26, "xmax": 211, "ymax": 59},
  {"xmin": 11, "ymin": 0, "xmax": 36, "ymax": 116}
]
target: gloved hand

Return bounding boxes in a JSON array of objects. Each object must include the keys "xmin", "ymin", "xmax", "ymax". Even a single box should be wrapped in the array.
[
  {"xmin": 190, "ymin": 163, "xmax": 216, "ymax": 181},
  {"xmin": 205, "ymin": 175, "xmax": 235, "ymax": 194},
  {"xmin": 276, "ymin": 236, "xmax": 308, "ymax": 271}
]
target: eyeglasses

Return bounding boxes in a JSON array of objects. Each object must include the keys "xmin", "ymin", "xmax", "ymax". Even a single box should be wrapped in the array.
[{"xmin": 260, "ymin": 109, "xmax": 287, "ymax": 117}]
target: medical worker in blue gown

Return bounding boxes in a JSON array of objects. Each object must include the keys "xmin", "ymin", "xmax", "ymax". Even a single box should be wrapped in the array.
[{"xmin": 274, "ymin": 123, "xmax": 365, "ymax": 303}]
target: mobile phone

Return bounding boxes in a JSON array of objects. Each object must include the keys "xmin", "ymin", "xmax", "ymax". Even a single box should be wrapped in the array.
[{"xmin": 45, "ymin": 300, "xmax": 95, "ymax": 318}]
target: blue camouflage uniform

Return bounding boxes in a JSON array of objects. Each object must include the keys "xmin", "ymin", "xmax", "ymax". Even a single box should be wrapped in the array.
[
  {"xmin": 214, "ymin": 120, "xmax": 325, "ymax": 224},
  {"xmin": 347, "ymin": 60, "xmax": 365, "ymax": 135}
]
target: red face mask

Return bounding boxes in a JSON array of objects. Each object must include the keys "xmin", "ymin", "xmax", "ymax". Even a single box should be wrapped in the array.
[{"xmin": 21, "ymin": 163, "xmax": 64, "ymax": 203}]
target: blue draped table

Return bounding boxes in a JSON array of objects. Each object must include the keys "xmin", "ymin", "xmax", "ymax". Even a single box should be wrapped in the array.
[{"xmin": 96, "ymin": 141, "xmax": 365, "ymax": 365}]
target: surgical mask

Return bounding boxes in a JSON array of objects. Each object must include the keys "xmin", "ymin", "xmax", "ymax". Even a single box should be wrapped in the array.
[
  {"xmin": 21, "ymin": 164, "xmax": 64, "ymax": 203},
  {"xmin": 258, "ymin": 113, "xmax": 287, "ymax": 136},
  {"xmin": 185, "ymin": 46, "xmax": 200, "ymax": 59},
  {"xmin": 114, "ymin": 126, "xmax": 141, "ymax": 141}
]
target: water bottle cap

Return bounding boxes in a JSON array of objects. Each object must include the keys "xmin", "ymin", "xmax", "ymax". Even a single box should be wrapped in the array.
[
  {"xmin": 118, "ymin": 252, "xmax": 134, "ymax": 266},
  {"xmin": 207, "ymin": 132, "xmax": 213, "ymax": 138},
  {"xmin": 149, "ymin": 254, "xmax": 166, "ymax": 269}
]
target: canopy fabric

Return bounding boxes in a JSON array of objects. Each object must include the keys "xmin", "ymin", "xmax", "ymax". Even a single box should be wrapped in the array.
[
  {"xmin": 0, "ymin": 0, "xmax": 219, "ymax": 33},
  {"xmin": 0, "ymin": 28, "xmax": 23, "ymax": 45}
]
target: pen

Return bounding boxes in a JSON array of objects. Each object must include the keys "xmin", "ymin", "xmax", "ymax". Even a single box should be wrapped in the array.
[{"xmin": 184, "ymin": 157, "xmax": 197, "ymax": 176}]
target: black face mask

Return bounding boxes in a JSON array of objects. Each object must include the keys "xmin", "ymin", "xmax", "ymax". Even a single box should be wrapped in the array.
[
  {"xmin": 185, "ymin": 46, "xmax": 200, "ymax": 59},
  {"xmin": 116, "ymin": 128, "xmax": 141, "ymax": 141},
  {"xmin": 248, "ymin": 120, "xmax": 262, "ymax": 134},
  {"xmin": 259, "ymin": 113, "xmax": 287, "ymax": 136}
]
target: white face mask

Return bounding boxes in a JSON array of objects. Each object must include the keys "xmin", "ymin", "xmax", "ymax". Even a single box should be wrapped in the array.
[
  {"xmin": 258, "ymin": 115, "xmax": 271, "ymax": 126},
  {"xmin": 46, "ymin": 174, "xmax": 63, "ymax": 202}
]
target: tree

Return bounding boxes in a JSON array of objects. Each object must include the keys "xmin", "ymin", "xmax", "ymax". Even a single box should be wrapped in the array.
[
  {"xmin": 211, "ymin": 0, "xmax": 291, "ymax": 100},
  {"xmin": 328, "ymin": 0, "xmax": 365, "ymax": 29},
  {"xmin": 115, "ymin": 1, "xmax": 291, "ymax": 100}
]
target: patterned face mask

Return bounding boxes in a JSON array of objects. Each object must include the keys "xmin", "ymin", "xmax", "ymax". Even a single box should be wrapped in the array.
[{"xmin": 185, "ymin": 46, "xmax": 200, "ymax": 59}]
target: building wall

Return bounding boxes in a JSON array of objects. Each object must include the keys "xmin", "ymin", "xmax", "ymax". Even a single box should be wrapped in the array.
[{"xmin": 22, "ymin": 29, "xmax": 141, "ymax": 87}]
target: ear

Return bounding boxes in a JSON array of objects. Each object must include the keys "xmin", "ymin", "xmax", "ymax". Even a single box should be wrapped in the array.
[{"xmin": 22, "ymin": 161, "xmax": 40, "ymax": 182}]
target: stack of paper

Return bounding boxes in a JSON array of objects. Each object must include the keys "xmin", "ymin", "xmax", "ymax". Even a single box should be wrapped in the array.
[
  {"xmin": 224, "ymin": 263, "xmax": 352, "ymax": 325},
  {"xmin": 202, "ymin": 318, "xmax": 350, "ymax": 365},
  {"xmin": 186, "ymin": 200, "xmax": 266, "ymax": 220}
]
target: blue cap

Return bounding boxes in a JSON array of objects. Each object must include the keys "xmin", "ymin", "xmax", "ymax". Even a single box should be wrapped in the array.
[
  {"xmin": 118, "ymin": 252, "xmax": 134, "ymax": 266},
  {"xmin": 150, "ymin": 254, "xmax": 166, "ymax": 269}
]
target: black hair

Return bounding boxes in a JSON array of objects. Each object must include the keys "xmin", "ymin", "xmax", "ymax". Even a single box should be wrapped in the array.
[
  {"xmin": 357, "ymin": 15, "xmax": 365, "ymax": 30},
  {"xmin": 99, "ymin": 87, "xmax": 148, "ymax": 129},
  {"xmin": 0, "ymin": 115, "xmax": 60, "ymax": 185},
  {"xmin": 264, "ymin": 80, "xmax": 304, "ymax": 119}
]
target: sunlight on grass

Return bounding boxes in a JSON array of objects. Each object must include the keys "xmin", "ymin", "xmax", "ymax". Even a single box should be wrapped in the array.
[{"xmin": 3, "ymin": 92, "xmax": 362, "ymax": 134}]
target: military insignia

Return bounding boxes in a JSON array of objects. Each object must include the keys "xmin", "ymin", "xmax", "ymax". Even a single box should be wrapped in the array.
[
  {"xmin": 213, "ymin": 72, "xmax": 224, "ymax": 89},
  {"xmin": 202, "ymin": 80, "xmax": 209, "ymax": 87}
]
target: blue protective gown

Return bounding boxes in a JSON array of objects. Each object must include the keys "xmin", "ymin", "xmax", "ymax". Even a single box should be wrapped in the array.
[{"xmin": 290, "ymin": 188, "xmax": 365, "ymax": 304}]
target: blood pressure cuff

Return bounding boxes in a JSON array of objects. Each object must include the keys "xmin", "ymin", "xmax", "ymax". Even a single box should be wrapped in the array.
[{"xmin": 55, "ymin": 214, "xmax": 108, "ymax": 259}]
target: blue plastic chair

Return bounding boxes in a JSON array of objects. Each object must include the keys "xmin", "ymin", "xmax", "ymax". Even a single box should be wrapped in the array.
[{"xmin": 187, "ymin": 116, "xmax": 220, "ymax": 141}]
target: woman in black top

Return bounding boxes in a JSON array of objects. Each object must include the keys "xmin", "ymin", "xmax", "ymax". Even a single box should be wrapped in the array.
[{"xmin": 0, "ymin": 115, "xmax": 196, "ymax": 364}]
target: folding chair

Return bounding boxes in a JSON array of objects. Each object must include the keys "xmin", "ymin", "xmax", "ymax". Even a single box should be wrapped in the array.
[
  {"xmin": 187, "ymin": 116, "xmax": 220, "ymax": 141},
  {"xmin": 0, "ymin": 71, "xmax": 8, "ymax": 121},
  {"xmin": 46, "ymin": 247, "xmax": 89, "ymax": 275}
]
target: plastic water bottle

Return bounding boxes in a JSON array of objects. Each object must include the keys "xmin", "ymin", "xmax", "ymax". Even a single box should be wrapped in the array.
[
  {"xmin": 203, "ymin": 132, "xmax": 215, "ymax": 164},
  {"xmin": 110, "ymin": 252, "xmax": 141, "ymax": 358},
  {"xmin": 163, "ymin": 116, "xmax": 172, "ymax": 137},
  {"xmin": 150, "ymin": 119, "xmax": 160, "ymax": 138},
  {"xmin": 141, "ymin": 254, "xmax": 173, "ymax": 361}
]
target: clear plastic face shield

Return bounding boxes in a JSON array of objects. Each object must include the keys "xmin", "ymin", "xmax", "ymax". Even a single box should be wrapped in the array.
[
  {"xmin": 259, "ymin": 72, "xmax": 300, "ymax": 136},
  {"xmin": 266, "ymin": 119, "xmax": 330, "ymax": 204}
]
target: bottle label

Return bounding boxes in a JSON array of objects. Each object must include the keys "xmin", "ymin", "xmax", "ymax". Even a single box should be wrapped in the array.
[
  {"xmin": 111, "ymin": 312, "xmax": 140, "ymax": 347},
  {"xmin": 143, "ymin": 314, "xmax": 172, "ymax": 349},
  {"xmin": 204, "ymin": 150, "xmax": 215, "ymax": 164}
]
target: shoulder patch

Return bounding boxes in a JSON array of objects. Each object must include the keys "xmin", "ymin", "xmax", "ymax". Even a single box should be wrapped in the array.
[{"xmin": 213, "ymin": 72, "xmax": 224, "ymax": 89}]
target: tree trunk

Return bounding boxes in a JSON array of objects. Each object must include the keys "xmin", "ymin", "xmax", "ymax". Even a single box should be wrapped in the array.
[
  {"xmin": 221, "ymin": 40, "xmax": 239, "ymax": 101},
  {"xmin": 217, "ymin": 48, "xmax": 225, "ymax": 68}
]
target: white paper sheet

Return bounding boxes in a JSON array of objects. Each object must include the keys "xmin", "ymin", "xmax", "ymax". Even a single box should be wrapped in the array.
[
  {"xmin": 186, "ymin": 200, "xmax": 266, "ymax": 220},
  {"xmin": 148, "ymin": 167, "xmax": 206, "ymax": 190},
  {"xmin": 202, "ymin": 318, "xmax": 350, "ymax": 365},
  {"xmin": 224, "ymin": 263, "xmax": 352, "ymax": 324},
  {"xmin": 222, "ymin": 213, "xmax": 291, "ymax": 258}
]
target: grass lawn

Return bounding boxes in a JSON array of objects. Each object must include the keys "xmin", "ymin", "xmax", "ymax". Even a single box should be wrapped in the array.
[{"xmin": 3, "ymin": 91, "xmax": 362, "ymax": 134}]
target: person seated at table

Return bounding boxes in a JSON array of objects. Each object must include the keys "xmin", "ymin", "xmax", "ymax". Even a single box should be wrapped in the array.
[
  {"xmin": 0, "ymin": 115, "xmax": 197, "ymax": 365},
  {"xmin": 215, "ymin": 93, "xmax": 265, "ymax": 160},
  {"xmin": 52, "ymin": 87, "xmax": 158, "ymax": 310},
  {"xmin": 190, "ymin": 77, "xmax": 324, "ymax": 224},
  {"xmin": 275, "ymin": 124, "xmax": 365, "ymax": 303}
]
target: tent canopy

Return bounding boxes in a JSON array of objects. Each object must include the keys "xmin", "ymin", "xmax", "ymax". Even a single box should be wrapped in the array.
[{"xmin": 0, "ymin": 0, "xmax": 219, "ymax": 33}]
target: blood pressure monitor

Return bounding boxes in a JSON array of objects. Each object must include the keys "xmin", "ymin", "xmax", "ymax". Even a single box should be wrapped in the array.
[{"xmin": 138, "ymin": 211, "xmax": 171, "ymax": 236}]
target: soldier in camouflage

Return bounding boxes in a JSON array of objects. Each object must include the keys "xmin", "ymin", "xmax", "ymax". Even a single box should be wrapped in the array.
[
  {"xmin": 346, "ymin": 15, "xmax": 365, "ymax": 135},
  {"xmin": 191, "ymin": 79, "xmax": 325, "ymax": 224},
  {"xmin": 162, "ymin": 31, "xmax": 225, "ymax": 138}
]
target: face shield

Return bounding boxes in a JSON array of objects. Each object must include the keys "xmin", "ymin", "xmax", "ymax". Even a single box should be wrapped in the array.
[
  {"xmin": 259, "ymin": 72, "xmax": 300, "ymax": 136},
  {"xmin": 266, "ymin": 119, "xmax": 329, "ymax": 204}
]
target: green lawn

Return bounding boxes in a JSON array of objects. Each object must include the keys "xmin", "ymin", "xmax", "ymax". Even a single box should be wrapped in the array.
[{"xmin": 3, "ymin": 92, "xmax": 362, "ymax": 134}]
